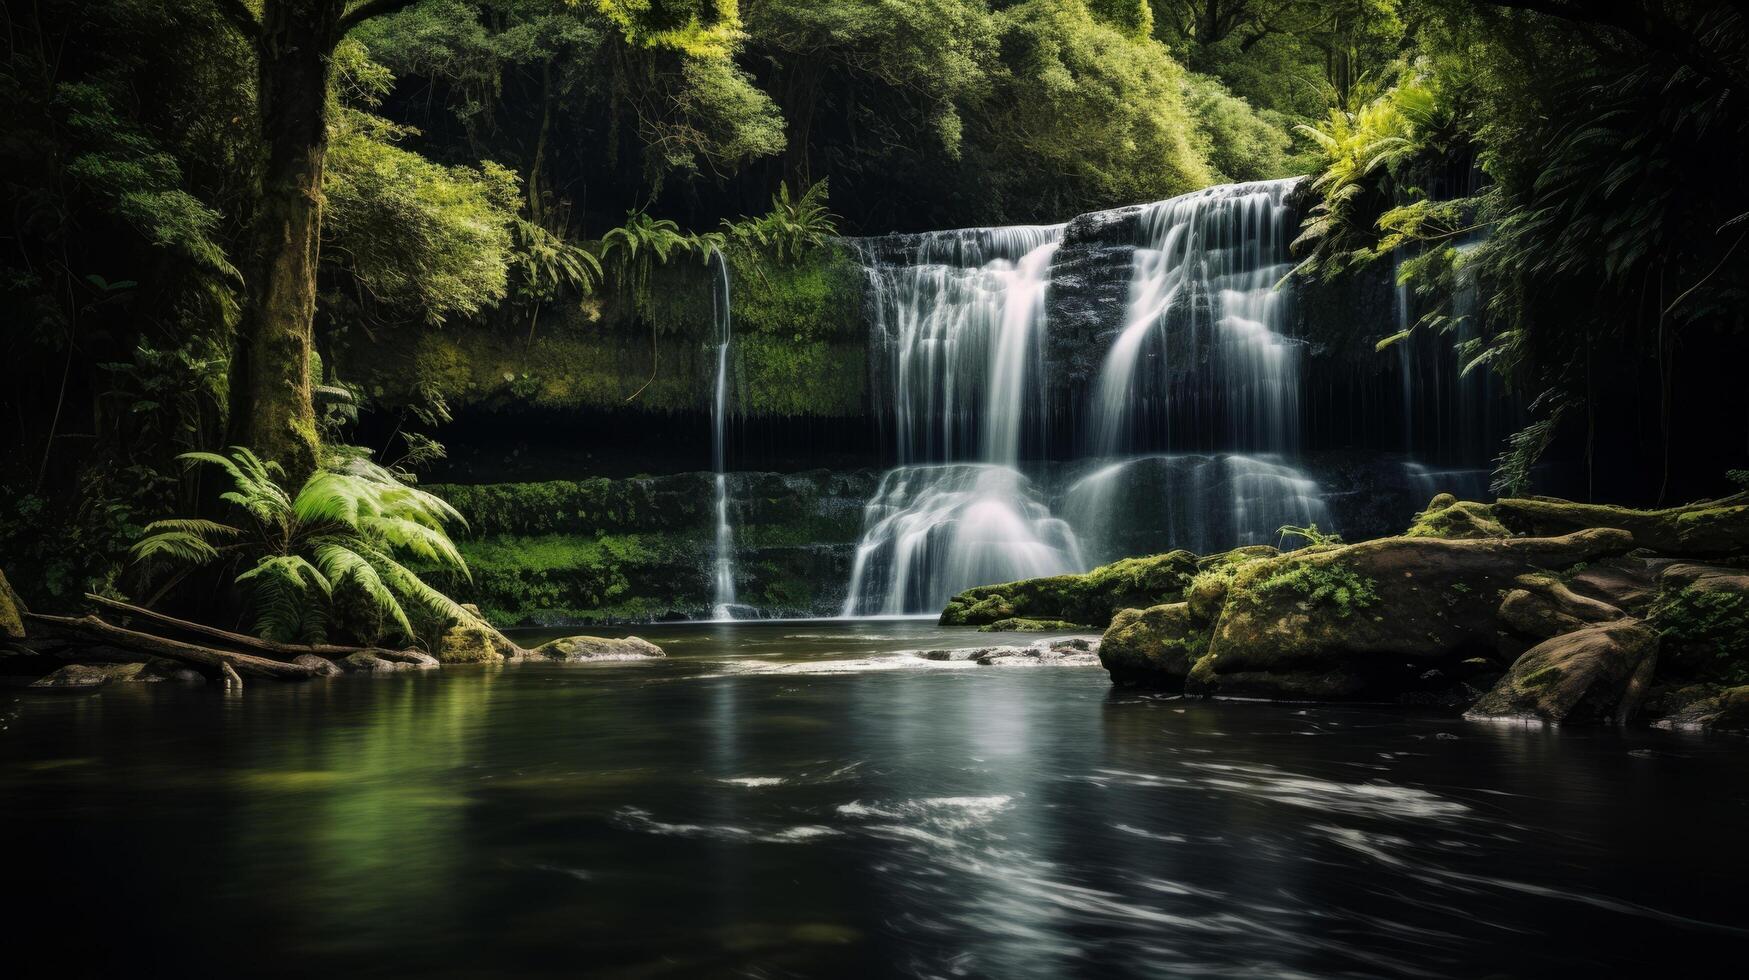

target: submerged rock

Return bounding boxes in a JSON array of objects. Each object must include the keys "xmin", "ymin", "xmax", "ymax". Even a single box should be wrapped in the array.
[
  {"xmin": 529, "ymin": 635, "xmax": 665, "ymax": 662},
  {"xmin": 1466, "ymin": 619, "xmax": 1660, "ymax": 725}
]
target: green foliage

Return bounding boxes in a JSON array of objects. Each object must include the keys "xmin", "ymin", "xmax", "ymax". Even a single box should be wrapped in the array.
[
  {"xmin": 1275, "ymin": 523, "xmax": 1341, "ymax": 549},
  {"xmin": 324, "ymin": 109, "xmax": 519, "ymax": 325},
  {"xmin": 1246, "ymin": 560, "xmax": 1380, "ymax": 616},
  {"xmin": 132, "ymin": 447, "xmax": 470, "ymax": 644},
  {"xmin": 1181, "ymin": 72, "xmax": 1291, "ymax": 183},
  {"xmin": 1650, "ymin": 586, "xmax": 1749, "ymax": 685},
  {"xmin": 721, "ymin": 181, "xmax": 840, "ymax": 264}
]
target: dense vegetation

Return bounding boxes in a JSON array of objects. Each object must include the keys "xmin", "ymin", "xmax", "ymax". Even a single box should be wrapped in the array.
[{"xmin": 2, "ymin": 0, "xmax": 1746, "ymax": 643}]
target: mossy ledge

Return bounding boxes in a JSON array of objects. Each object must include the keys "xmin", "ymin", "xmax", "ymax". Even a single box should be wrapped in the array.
[{"xmin": 966, "ymin": 492, "xmax": 1749, "ymax": 726}]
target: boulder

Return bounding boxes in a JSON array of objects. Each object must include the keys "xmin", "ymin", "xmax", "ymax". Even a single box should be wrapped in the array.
[
  {"xmin": 1659, "ymin": 562, "xmax": 1749, "ymax": 595},
  {"xmin": 529, "ymin": 634, "xmax": 665, "ymax": 662},
  {"xmin": 30, "ymin": 664, "xmax": 109, "ymax": 688},
  {"xmin": 436, "ymin": 607, "xmax": 524, "ymax": 664},
  {"xmin": 1189, "ymin": 528, "xmax": 1634, "ymax": 701},
  {"xmin": 940, "ymin": 550, "xmax": 1200, "ymax": 628},
  {"xmin": 977, "ymin": 618, "xmax": 1081, "ymax": 633},
  {"xmin": 1465, "ymin": 619, "xmax": 1660, "ymax": 724},
  {"xmin": 292, "ymin": 654, "xmax": 343, "ymax": 677},
  {"xmin": 1564, "ymin": 557, "xmax": 1662, "ymax": 613},
  {"xmin": 1497, "ymin": 573, "xmax": 1625, "ymax": 643},
  {"xmin": 1099, "ymin": 602, "xmax": 1208, "ymax": 688},
  {"xmin": 1492, "ymin": 495, "xmax": 1749, "ymax": 557}
]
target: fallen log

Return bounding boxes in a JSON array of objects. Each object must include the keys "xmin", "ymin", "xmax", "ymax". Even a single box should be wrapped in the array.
[
  {"xmin": 23, "ymin": 613, "xmax": 316, "ymax": 680},
  {"xmin": 82, "ymin": 593, "xmax": 422, "ymax": 663}
]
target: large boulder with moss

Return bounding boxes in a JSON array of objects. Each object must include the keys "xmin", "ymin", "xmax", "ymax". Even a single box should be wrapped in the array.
[
  {"xmin": 528, "ymin": 634, "xmax": 665, "ymax": 662},
  {"xmin": 1492, "ymin": 495, "xmax": 1749, "ymax": 557},
  {"xmin": 436, "ymin": 610, "xmax": 523, "ymax": 664},
  {"xmin": 1466, "ymin": 620, "xmax": 1660, "ymax": 724},
  {"xmin": 940, "ymin": 551, "xmax": 1201, "ymax": 628},
  {"xmin": 1100, "ymin": 602, "xmax": 1209, "ymax": 688},
  {"xmin": 1188, "ymin": 529, "xmax": 1634, "ymax": 700},
  {"xmin": 1646, "ymin": 565, "xmax": 1749, "ymax": 684},
  {"xmin": 1, "ymin": 568, "xmax": 26, "ymax": 639}
]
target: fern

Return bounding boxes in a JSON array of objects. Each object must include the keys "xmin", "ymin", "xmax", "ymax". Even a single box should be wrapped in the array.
[{"xmin": 131, "ymin": 446, "xmax": 471, "ymax": 646}]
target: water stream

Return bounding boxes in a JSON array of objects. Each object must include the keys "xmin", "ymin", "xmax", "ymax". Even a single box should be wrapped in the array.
[
  {"xmin": 5, "ymin": 627, "xmax": 1743, "ymax": 977},
  {"xmin": 710, "ymin": 249, "xmax": 740, "ymax": 620}
]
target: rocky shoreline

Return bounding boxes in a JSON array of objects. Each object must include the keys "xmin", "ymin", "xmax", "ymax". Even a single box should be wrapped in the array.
[{"xmin": 946, "ymin": 493, "xmax": 1749, "ymax": 734}]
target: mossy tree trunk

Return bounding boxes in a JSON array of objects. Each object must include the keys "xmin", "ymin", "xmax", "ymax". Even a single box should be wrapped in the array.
[{"xmin": 218, "ymin": 0, "xmax": 421, "ymax": 481}]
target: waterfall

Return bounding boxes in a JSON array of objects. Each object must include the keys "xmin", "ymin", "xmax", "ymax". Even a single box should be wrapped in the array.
[
  {"xmin": 842, "ymin": 225, "xmax": 1084, "ymax": 615},
  {"xmin": 841, "ymin": 178, "xmax": 1347, "ymax": 617},
  {"xmin": 1089, "ymin": 179, "xmax": 1302, "ymax": 456},
  {"xmin": 710, "ymin": 249, "xmax": 738, "ymax": 620}
]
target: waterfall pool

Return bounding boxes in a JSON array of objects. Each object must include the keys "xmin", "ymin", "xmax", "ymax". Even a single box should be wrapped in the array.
[{"xmin": 3, "ymin": 620, "xmax": 1743, "ymax": 977}]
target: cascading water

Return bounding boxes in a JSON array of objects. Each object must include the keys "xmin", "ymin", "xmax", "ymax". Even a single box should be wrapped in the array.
[
  {"xmin": 1089, "ymin": 179, "xmax": 1302, "ymax": 456},
  {"xmin": 841, "ymin": 226, "xmax": 1086, "ymax": 615},
  {"xmin": 709, "ymin": 249, "xmax": 738, "ymax": 620}
]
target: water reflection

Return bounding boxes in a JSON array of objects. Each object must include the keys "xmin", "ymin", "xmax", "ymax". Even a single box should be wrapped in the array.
[{"xmin": 1, "ymin": 622, "xmax": 1744, "ymax": 978}]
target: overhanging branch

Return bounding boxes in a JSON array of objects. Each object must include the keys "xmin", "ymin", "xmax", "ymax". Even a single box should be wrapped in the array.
[{"xmin": 336, "ymin": 0, "xmax": 425, "ymax": 37}]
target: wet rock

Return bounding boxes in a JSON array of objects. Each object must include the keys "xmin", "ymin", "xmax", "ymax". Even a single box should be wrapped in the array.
[
  {"xmin": 292, "ymin": 654, "xmax": 342, "ymax": 677},
  {"xmin": 1191, "ymin": 528, "xmax": 1635, "ymax": 701},
  {"xmin": 30, "ymin": 664, "xmax": 108, "ymax": 688},
  {"xmin": 436, "ymin": 608, "xmax": 523, "ymax": 664},
  {"xmin": 0, "ymin": 568, "xmax": 25, "ymax": 639},
  {"xmin": 529, "ymin": 635, "xmax": 665, "ymax": 662},
  {"xmin": 1466, "ymin": 620, "xmax": 1660, "ymax": 725},
  {"xmin": 1100, "ymin": 602, "xmax": 1208, "ymax": 689},
  {"xmin": 940, "ymin": 550, "xmax": 1199, "ymax": 628},
  {"xmin": 977, "ymin": 618, "xmax": 1081, "ymax": 633}
]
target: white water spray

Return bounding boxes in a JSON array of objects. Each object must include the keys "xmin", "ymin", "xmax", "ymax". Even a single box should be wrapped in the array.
[{"xmin": 710, "ymin": 249, "xmax": 738, "ymax": 620}]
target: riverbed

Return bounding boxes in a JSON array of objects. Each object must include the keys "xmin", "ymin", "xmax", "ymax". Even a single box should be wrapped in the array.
[{"xmin": 3, "ymin": 621, "xmax": 1744, "ymax": 977}]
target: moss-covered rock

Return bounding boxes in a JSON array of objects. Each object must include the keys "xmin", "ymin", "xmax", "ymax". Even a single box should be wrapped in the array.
[
  {"xmin": 1497, "ymin": 572, "xmax": 1625, "ymax": 645},
  {"xmin": 1100, "ymin": 602, "xmax": 1209, "ymax": 688},
  {"xmin": 0, "ymin": 567, "xmax": 25, "ymax": 639},
  {"xmin": 528, "ymin": 634, "xmax": 665, "ymax": 662},
  {"xmin": 1405, "ymin": 495, "xmax": 1507, "ymax": 539},
  {"xmin": 1647, "ymin": 577, "xmax": 1749, "ymax": 685},
  {"xmin": 1492, "ymin": 495, "xmax": 1749, "ymax": 557},
  {"xmin": 436, "ymin": 611, "xmax": 522, "ymax": 664},
  {"xmin": 978, "ymin": 618, "xmax": 1082, "ymax": 632},
  {"xmin": 1189, "ymin": 528, "xmax": 1634, "ymax": 701},
  {"xmin": 939, "ymin": 550, "xmax": 1200, "ymax": 628},
  {"xmin": 1465, "ymin": 619, "xmax": 1660, "ymax": 724}
]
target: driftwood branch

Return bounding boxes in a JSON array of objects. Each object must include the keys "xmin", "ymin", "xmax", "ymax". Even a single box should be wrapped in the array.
[
  {"xmin": 82, "ymin": 593, "xmax": 416, "ymax": 662},
  {"xmin": 23, "ymin": 613, "xmax": 316, "ymax": 680}
]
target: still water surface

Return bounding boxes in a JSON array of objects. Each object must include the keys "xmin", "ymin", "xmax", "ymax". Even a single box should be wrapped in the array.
[{"xmin": 3, "ymin": 621, "xmax": 1745, "ymax": 978}]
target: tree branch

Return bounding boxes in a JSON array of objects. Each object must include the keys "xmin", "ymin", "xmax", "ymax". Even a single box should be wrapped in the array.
[
  {"xmin": 214, "ymin": 0, "xmax": 262, "ymax": 47},
  {"xmin": 336, "ymin": 0, "xmax": 425, "ymax": 37}
]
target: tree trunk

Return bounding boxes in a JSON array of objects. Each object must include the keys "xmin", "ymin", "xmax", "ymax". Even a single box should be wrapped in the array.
[{"xmin": 228, "ymin": 0, "xmax": 347, "ymax": 483}]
